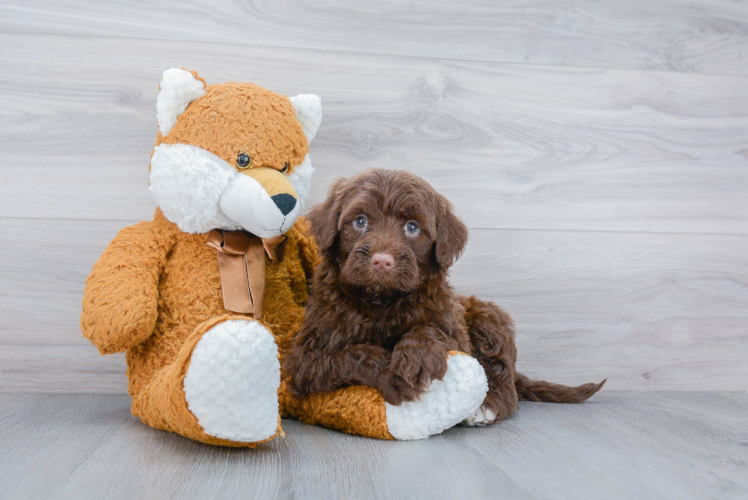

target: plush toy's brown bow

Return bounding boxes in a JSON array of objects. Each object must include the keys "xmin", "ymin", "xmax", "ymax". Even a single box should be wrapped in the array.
[{"xmin": 206, "ymin": 229, "xmax": 287, "ymax": 316}]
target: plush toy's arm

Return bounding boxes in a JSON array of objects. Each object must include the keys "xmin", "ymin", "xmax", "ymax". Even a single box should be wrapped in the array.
[{"xmin": 81, "ymin": 219, "xmax": 176, "ymax": 354}]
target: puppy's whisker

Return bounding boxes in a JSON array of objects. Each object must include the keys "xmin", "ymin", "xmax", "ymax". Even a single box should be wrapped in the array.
[{"xmin": 354, "ymin": 245, "xmax": 371, "ymax": 256}]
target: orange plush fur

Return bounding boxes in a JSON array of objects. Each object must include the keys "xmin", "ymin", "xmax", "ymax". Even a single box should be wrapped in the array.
[{"xmin": 81, "ymin": 70, "xmax": 400, "ymax": 446}]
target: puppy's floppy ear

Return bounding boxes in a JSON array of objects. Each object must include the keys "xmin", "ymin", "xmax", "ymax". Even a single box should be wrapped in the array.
[
  {"xmin": 308, "ymin": 177, "xmax": 348, "ymax": 253},
  {"xmin": 434, "ymin": 193, "xmax": 468, "ymax": 268}
]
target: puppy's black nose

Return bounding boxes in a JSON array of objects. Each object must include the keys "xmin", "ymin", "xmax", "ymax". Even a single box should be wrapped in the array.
[{"xmin": 271, "ymin": 193, "xmax": 297, "ymax": 216}]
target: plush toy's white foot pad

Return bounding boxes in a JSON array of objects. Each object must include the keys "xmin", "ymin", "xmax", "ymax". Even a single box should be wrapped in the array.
[
  {"xmin": 183, "ymin": 320, "xmax": 280, "ymax": 442},
  {"xmin": 385, "ymin": 353, "xmax": 488, "ymax": 440},
  {"xmin": 461, "ymin": 405, "xmax": 497, "ymax": 427}
]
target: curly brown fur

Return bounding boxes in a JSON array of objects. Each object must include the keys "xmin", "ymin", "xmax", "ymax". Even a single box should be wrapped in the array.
[{"xmin": 285, "ymin": 169, "xmax": 605, "ymax": 425}]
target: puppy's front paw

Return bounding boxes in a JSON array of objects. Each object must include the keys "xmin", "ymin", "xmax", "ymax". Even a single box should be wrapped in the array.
[
  {"xmin": 390, "ymin": 344, "xmax": 449, "ymax": 394},
  {"xmin": 385, "ymin": 353, "xmax": 489, "ymax": 440},
  {"xmin": 377, "ymin": 375, "xmax": 422, "ymax": 405}
]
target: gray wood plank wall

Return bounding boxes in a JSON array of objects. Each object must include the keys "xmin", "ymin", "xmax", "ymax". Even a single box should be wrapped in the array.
[{"xmin": 0, "ymin": 1, "xmax": 746, "ymax": 392}]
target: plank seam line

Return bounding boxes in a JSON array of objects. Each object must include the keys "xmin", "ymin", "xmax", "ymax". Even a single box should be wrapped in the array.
[
  {"xmin": 2, "ymin": 215, "xmax": 748, "ymax": 239},
  {"xmin": 3, "ymin": 31, "xmax": 748, "ymax": 80}
]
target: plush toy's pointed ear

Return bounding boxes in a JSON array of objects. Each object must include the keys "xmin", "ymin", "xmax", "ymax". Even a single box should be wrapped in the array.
[
  {"xmin": 289, "ymin": 94, "xmax": 322, "ymax": 143},
  {"xmin": 156, "ymin": 68, "xmax": 207, "ymax": 136}
]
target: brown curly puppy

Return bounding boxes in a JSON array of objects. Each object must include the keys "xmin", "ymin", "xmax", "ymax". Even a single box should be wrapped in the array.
[{"xmin": 285, "ymin": 169, "xmax": 605, "ymax": 426}]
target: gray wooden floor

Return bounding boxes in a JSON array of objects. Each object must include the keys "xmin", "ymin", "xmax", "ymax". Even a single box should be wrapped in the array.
[{"xmin": 1, "ymin": 392, "xmax": 746, "ymax": 500}]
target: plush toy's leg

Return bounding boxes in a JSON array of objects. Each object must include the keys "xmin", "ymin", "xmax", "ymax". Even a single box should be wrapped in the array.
[
  {"xmin": 281, "ymin": 351, "xmax": 487, "ymax": 440},
  {"xmin": 131, "ymin": 316, "xmax": 281, "ymax": 447}
]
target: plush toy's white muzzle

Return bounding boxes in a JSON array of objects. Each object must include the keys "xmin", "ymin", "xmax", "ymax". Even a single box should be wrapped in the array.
[
  {"xmin": 149, "ymin": 143, "xmax": 313, "ymax": 235},
  {"xmin": 219, "ymin": 170, "xmax": 300, "ymax": 239}
]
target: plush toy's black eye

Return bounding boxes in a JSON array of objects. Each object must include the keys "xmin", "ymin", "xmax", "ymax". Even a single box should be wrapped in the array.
[
  {"xmin": 404, "ymin": 221, "xmax": 420, "ymax": 235},
  {"xmin": 353, "ymin": 215, "xmax": 368, "ymax": 230},
  {"xmin": 281, "ymin": 162, "xmax": 289, "ymax": 174},
  {"xmin": 237, "ymin": 153, "xmax": 251, "ymax": 169}
]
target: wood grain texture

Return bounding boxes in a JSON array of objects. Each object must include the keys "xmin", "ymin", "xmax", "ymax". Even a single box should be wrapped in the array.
[
  {"xmin": 1, "ymin": 217, "xmax": 745, "ymax": 392},
  {"xmin": 1, "ymin": 34, "xmax": 747, "ymax": 234},
  {"xmin": 0, "ymin": 345, "xmax": 128, "ymax": 394},
  {"xmin": 1, "ymin": 392, "xmax": 746, "ymax": 499},
  {"xmin": 0, "ymin": 1, "xmax": 747, "ymax": 393},
  {"xmin": 1, "ymin": 0, "xmax": 748, "ymax": 76},
  {"xmin": 453, "ymin": 229, "xmax": 748, "ymax": 391}
]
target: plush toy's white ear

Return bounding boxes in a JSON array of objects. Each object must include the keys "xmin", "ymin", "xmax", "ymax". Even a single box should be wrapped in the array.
[
  {"xmin": 289, "ymin": 94, "xmax": 322, "ymax": 143},
  {"xmin": 156, "ymin": 68, "xmax": 207, "ymax": 136}
]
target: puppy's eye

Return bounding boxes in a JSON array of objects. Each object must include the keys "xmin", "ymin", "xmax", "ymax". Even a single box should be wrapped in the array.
[
  {"xmin": 404, "ymin": 221, "xmax": 420, "ymax": 236},
  {"xmin": 353, "ymin": 215, "xmax": 368, "ymax": 230},
  {"xmin": 281, "ymin": 162, "xmax": 289, "ymax": 174},
  {"xmin": 237, "ymin": 153, "xmax": 252, "ymax": 169}
]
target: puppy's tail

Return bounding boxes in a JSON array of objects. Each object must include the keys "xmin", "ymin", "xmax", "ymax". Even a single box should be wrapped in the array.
[{"xmin": 515, "ymin": 373, "xmax": 606, "ymax": 403}]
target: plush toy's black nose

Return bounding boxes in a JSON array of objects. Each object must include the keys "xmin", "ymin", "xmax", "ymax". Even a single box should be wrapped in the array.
[{"xmin": 271, "ymin": 193, "xmax": 297, "ymax": 216}]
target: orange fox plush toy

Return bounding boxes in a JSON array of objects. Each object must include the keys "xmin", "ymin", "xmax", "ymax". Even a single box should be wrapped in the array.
[{"xmin": 81, "ymin": 69, "xmax": 490, "ymax": 447}]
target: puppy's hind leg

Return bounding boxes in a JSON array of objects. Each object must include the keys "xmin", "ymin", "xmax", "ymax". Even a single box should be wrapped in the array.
[{"xmin": 460, "ymin": 295, "xmax": 520, "ymax": 426}]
